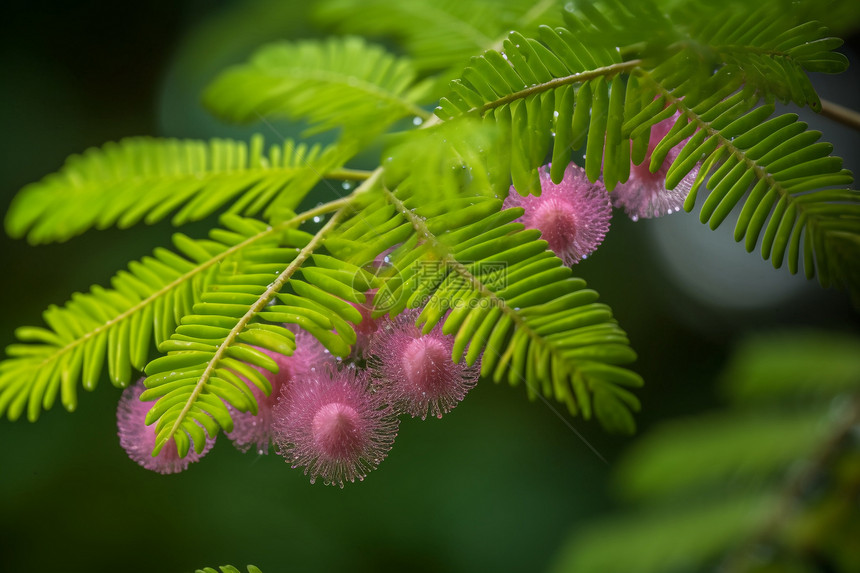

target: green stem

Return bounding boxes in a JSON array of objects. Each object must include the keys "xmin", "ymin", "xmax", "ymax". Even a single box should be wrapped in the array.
[
  {"xmin": 473, "ymin": 60, "xmax": 642, "ymax": 116},
  {"xmin": 325, "ymin": 167, "xmax": 375, "ymax": 181}
]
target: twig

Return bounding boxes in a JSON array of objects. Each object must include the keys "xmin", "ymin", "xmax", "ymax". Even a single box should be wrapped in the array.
[{"xmin": 820, "ymin": 99, "xmax": 860, "ymax": 132}]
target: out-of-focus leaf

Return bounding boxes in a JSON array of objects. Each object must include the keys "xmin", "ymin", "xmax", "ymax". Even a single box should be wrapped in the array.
[
  {"xmin": 722, "ymin": 330, "xmax": 860, "ymax": 403},
  {"xmin": 615, "ymin": 408, "xmax": 829, "ymax": 501},
  {"xmin": 550, "ymin": 493, "xmax": 775, "ymax": 573}
]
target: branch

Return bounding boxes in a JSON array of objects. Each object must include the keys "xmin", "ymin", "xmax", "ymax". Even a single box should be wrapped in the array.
[{"xmin": 820, "ymin": 99, "xmax": 860, "ymax": 132}]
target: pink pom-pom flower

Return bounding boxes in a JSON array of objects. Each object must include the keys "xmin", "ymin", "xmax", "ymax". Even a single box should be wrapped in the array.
[
  {"xmin": 272, "ymin": 366, "xmax": 398, "ymax": 487},
  {"xmin": 504, "ymin": 163, "xmax": 612, "ymax": 265},
  {"xmin": 369, "ymin": 311, "xmax": 480, "ymax": 420},
  {"xmin": 611, "ymin": 112, "xmax": 700, "ymax": 221},
  {"xmin": 227, "ymin": 329, "xmax": 332, "ymax": 454},
  {"xmin": 117, "ymin": 379, "xmax": 215, "ymax": 474}
]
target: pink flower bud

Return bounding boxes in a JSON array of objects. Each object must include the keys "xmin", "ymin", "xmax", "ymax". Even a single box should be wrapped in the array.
[
  {"xmin": 227, "ymin": 329, "xmax": 332, "ymax": 454},
  {"xmin": 117, "ymin": 379, "xmax": 215, "ymax": 474},
  {"xmin": 272, "ymin": 366, "xmax": 398, "ymax": 487},
  {"xmin": 504, "ymin": 163, "xmax": 612, "ymax": 265},
  {"xmin": 370, "ymin": 311, "xmax": 479, "ymax": 420},
  {"xmin": 612, "ymin": 112, "xmax": 700, "ymax": 221}
]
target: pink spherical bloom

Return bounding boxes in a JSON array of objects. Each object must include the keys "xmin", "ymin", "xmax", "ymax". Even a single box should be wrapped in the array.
[
  {"xmin": 369, "ymin": 310, "xmax": 480, "ymax": 420},
  {"xmin": 503, "ymin": 163, "xmax": 612, "ymax": 265},
  {"xmin": 227, "ymin": 329, "xmax": 332, "ymax": 454},
  {"xmin": 117, "ymin": 379, "xmax": 215, "ymax": 474},
  {"xmin": 612, "ymin": 113, "xmax": 700, "ymax": 221},
  {"xmin": 272, "ymin": 366, "xmax": 398, "ymax": 487}
]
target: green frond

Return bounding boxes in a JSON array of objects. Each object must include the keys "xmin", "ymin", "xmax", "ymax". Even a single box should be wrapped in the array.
[
  {"xmin": 5, "ymin": 135, "xmax": 357, "ymax": 244},
  {"xmin": 0, "ymin": 203, "xmax": 350, "ymax": 423},
  {"xmin": 436, "ymin": 25, "xmax": 635, "ymax": 194},
  {"xmin": 328, "ymin": 185, "xmax": 643, "ymax": 434},
  {"xmin": 140, "ymin": 183, "xmax": 378, "ymax": 457},
  {"xmin": 434, "ymin": 9, "xmax": 857, "ymax": 292},
  {"xmin": 434, "ymin": 0, "xmax": 846, "ymax": 193},
  {"xmin": 0, "ymin": 219, "xmax": 239, "ymax": 421},
  {"xmin": 383, "ymin": 119, "xmax": 507, "ymax": 199},
  {"xmin": 203, "ymin": 36, "xmax": 431, "ymax": 136},
  {"xmin": 314, "ymin": 0, "xmax": 565, "ymax": 74},
  {"xmin": 196, "ymin": 566, "xmax": 262, "ymax": 573},
  {"xmin": 564, "ymin": 1, "xmax": 847, "ymax": 110},
  {"xmin": 677, "ymin": 4, "xmax": 847, "ymax": 110},
  {"xmin": 635, "ymin": 63, "xmax": 860, "ymax": 291}
]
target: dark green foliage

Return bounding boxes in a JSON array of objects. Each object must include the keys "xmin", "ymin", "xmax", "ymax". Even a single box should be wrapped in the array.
[
  {"xmin": 1, "ymin": 0, "xmax": 858, "ymax": 459},
  {"xmin": 551, "ymin": 330, "xmax": 860, "ymax": 573}
]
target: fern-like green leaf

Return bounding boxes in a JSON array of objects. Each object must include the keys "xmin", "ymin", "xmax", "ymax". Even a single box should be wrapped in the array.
[
  {"xmin": 564, "ymin": 1, "xmax": 847, "ymax": 110},
  {"xmin": 634, "ymin": 62, "xmax": 859, "ymax": 291},
  {"xmin": 432, "ymin": 5, "xmax": 858, "ymax": 292},
  {"xmin": 203, "ymin": 36, "xmax": 432, "ymax": 136},
  {"xmin": 140, "ymin": 184, "xmax": 379, "ymax": 456},
  {"xmin": 5, "ymin": 135, "xmax": 357, "ymax": 244},
  {"xmin": 0, "ymin": 207, "xmax": 343, "ymax": 422},
  {"xmin": 383, "ymin": 119, "xmax": 507, "ymax": 199},
  {"xmin": 314, "ymin": 0, "xmax": 565, "ymax": 75},
  {"xmin": 436, "ymin": 2, "xmax": 848, "ymax": 191},
  {"xmin": 435, "ymin": 24, "xmax": 638, "ymax": 194},
  {"xmin": 672, "ymin": 2, "xmax": 848, "ymax": 110},
  {"xmin": 328, "ymin": 184, "xmax": 643, "ymax": 434}
]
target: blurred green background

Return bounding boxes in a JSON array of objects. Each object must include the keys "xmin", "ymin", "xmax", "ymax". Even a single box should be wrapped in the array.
[{"xmin": 0, "ymin": 2, "xmax": 858, "ymax": 572}]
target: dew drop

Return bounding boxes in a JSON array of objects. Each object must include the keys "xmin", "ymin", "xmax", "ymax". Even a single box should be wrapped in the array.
[
  {"xmin": 341, "ymin": 181, "xmax": 353, "ymax": 190},
  {"xmin": 313, "ymin": 216, "xmax": 322, "ymax": 223},
  {"xmin": 412, "ymin": 116, "xmax": 423, "ymax": 126}
]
